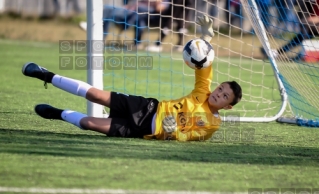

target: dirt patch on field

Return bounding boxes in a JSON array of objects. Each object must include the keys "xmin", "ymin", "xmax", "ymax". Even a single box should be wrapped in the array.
[{"xmin": 0, "ymin": 15, "xmax": 262, "ymax": 58}]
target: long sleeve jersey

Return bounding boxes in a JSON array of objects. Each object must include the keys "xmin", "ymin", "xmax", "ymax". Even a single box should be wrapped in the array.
[{"xmin": 144, "ymin": 65, "xmax": 221, "ymax": 141}]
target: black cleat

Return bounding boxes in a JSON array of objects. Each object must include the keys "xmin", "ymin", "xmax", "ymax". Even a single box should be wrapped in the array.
[
  {"xmin": 34, "ymin": 104, "xmax": 63, "ymax": 120},
  {"xmin": 22, "ymin": 62, "xmax": 53, "ymax": 88},
  {"xmin": 22, "ymin": 62, "xmax": 49, "ymax": 81}
]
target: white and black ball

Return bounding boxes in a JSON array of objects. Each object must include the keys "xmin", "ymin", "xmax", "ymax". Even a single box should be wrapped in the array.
[{"xmin": 183, "ymin": 38, "xmax": 215, "ymax": 70}]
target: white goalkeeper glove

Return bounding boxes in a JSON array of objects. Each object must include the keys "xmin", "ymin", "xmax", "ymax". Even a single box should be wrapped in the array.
[
  {"xmin": 162, "ymin": 115, "xmax": 177, "ymax": 133},
  {"xmin": 196, "ymin": 15, "xmax": 215, "ymax": 42}
]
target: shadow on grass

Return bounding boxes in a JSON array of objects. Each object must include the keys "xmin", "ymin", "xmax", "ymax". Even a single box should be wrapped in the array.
[{"xmin": 0, "ymin": 128, "xmax": 318, "ymax": 166}]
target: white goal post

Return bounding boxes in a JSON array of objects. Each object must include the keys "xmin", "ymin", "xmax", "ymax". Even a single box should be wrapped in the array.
[
  {"xmin": 237, "ymin": 0, "xmax": 289, "ymax": 122},
  {"xmin": 86, "ymin": 0, "xmax": 104, "ymax": 118}
]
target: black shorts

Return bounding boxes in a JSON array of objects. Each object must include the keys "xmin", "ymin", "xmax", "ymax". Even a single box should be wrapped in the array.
[{"xmin": 108, "ymin": 92, "xmax": 159, "ymax": 138}]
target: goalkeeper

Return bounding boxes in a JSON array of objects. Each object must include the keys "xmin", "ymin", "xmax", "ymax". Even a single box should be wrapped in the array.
[{"xmin": 22, "ymin": 15, "xmax": 242, "ymax": 141}]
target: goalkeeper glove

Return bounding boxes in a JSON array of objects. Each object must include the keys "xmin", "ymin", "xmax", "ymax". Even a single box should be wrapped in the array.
[
  {"xmin": 162, "ymin": 115, "xmax": 177, "ymax": 133},
  {"xmin": 196, "ymin": 15, "xmax": 215, "ymax": 42}
]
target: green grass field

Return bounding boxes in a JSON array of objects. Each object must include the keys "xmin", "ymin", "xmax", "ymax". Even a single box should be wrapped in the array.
[{"xmin": 0, "ymin": 39, "xmax": 319, "ymax": 193}]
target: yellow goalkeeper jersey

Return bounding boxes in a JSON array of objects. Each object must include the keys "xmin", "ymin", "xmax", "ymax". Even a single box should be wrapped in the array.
[{"xmin": 144, "ymin": 65, "xmax": 221, "ymax": 141}]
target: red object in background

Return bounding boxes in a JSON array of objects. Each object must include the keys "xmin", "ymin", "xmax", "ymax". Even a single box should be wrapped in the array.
[
  {"xmin": 304, "ymin": 51, "xmax": 319, "ymax": 62},
  {"xmin": 302, "ymin": 40, "xmax": 319, "ymax": 62}
]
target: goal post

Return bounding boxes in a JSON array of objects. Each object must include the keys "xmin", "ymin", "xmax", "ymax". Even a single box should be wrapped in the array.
[
  {"xmin": 86, "ymin": 0, "xmax": 104, "ymax": 118},
  {"xmin": 237, "ymin": 0, "xmax": 289, "ymax": 122}
]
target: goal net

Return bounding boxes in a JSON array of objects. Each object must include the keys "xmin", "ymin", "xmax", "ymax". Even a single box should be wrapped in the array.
[
  {"xmin": 239, "ymin": 0, "xmax": 319, "ymax": 125},
  {"xmin": 87, "ymin": 0, "xmax": 319, "ymax": 124}
]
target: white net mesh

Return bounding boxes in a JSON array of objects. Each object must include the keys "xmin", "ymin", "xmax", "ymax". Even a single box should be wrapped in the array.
[
  {"xmin": 240, "ymin": 0, "xmax": 319, "ymax": 123},
  {"xmin": 102, "ymin": 0, "xmax": 291, "ymax": 120}
]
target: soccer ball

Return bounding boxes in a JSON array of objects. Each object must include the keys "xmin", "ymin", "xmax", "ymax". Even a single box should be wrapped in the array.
[{"xmin": 182, "ymin": 38, "xmax": 215, "ymax": 70}]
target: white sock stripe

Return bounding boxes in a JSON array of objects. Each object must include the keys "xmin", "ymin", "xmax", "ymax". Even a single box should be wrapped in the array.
[
  {"xmin": 61, "ymin": 110, "xmax": 87, "ymax": 129},
  {"xmin": 52, "ymin": 75, "xmax": 92, "ymax": 98}
]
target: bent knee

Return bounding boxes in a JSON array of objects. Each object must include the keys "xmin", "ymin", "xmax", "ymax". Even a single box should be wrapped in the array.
[
  {"xmin": 86, "ymin": 88, "xmax": 110, "ymax": 106},
  {"xmin": 79, "ymin": 117, "xmax": 112, "ymax": 135},
  {"xmin": 79, "ymin": 117, "xmax": 97, "ymax": 129},
  {"xmin": 86, "ymin": 88, "xmax": 102, "ymax": 101}
]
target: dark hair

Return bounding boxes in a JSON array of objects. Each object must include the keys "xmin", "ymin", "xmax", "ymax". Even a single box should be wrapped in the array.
[{"xmin": 222, "ymin": 81, "xmax": 242, "ymax": 106}]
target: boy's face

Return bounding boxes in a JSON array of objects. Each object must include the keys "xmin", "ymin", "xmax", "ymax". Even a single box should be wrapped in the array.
[{"xmin": 208, "ymin": 83, "xmax": 235, "ymax": 110}]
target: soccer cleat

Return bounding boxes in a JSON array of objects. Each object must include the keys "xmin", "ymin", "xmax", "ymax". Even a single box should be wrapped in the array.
[
  {"xmin": 145, "ymin": 45, "xmax": 163, "ymax": 52},
  {"xmin": 34, "ymin": 104, "xmax": 63, "ymax": 120},
  {"xmin": 79, "ymin": 21, "xmax": 87, "ymax": 31},
  {"xmin": 22, "ymin": 62, "xmax": 52, "ymax": 88}
]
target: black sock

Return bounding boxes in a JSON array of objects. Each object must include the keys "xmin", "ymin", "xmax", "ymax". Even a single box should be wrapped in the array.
[
  {"xmin": 51, "ymin": 107, "xmax": 63, "ymax": 120},
  {"xmin": 55, "ymin": 108, "xmax": 63, "ymax": 120},
  {"xmin": 45, "ymin": 72, "xmax": 55, "ymax": 83}
]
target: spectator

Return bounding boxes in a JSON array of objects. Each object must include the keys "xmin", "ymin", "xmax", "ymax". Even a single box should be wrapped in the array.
[
  {"xmin": 53, "ymin": 0, "xmax": 81, "ymax": 17},
  {"xmin": 224, "ymin": 0, "xmax": 243, "ymax": 29},
  {"xmin": 255, "ymin": 0, "xmax": 272, "ymax": 31},
  {"xmin": 274, "ymin": 0, "xmax": 299, "ymax": 33},
  {"xmin": 66, "ymin": 0, "xmax": 81, "ymax": 15},
  {"xmin": 123, "ymin": 0, "xmax": 130, "ymax": 5},
  {"xmin": 145, "ymin": 0, "xmax": 193, "ymax": 52},
  {"xmin": 79, "ymin": 0, "xmax": 170, "ymax": 49},
  {"xmin": 208, "ymin": 0, "xmax": 218, "ymax": 18},
  {"xmin": 52, "ymin": 0, "xmax": 60, "ymax": 16}
]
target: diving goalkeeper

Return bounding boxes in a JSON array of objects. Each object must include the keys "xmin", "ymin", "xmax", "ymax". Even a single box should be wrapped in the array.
[{"xmin": 22, "ymin": 15, "xmax": 242, "ymax": 141}]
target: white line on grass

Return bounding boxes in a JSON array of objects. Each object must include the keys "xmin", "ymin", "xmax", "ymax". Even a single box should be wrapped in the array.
[{"xmin": 0, "ymin": 187, "xmax": 246, "ymax": 194}]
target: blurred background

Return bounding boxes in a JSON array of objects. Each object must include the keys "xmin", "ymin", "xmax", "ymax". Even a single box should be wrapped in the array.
[
  {"xmin": 0, "ymin": 0, "xmax": 253, "ymax": 41},
  {"xmin": 0, "ymin": 0, "xmax": 262, "ymax": 57},
  {"xmin": 0, "ymin": 0, "xmax": 250, "ymax": 27}
]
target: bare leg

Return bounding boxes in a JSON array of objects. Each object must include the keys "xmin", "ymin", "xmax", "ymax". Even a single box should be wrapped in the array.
[
  {"xmin": 80, "ymin": 117, "xmax": 112, "ymax": 134},
  {"xmin": 23, "ymin": 63, "xmax": 116, "ymax": 136},
  {"xmin": 34, "ymin": 104, "xmax": 113, "ymax": 135},
  {"xmin": 50, "ymin": 74, "xmax": 113, "ymax": 108},
  {"xmin": 85, "ymin": 88, "xmax": 111, "ymax": 107},
  {"xmin": 22, "ymin": 63, "xmax": 113, "ymax": 109}
]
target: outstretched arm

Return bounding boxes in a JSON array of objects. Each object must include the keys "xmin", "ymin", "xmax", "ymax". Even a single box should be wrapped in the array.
[
  {"xmin": 193, "ymin": 15, "xmax": 215, "ymax": 94},
  {"xmin": 193, "ymin": 65, "xmax": 213, "ymax": 93}
]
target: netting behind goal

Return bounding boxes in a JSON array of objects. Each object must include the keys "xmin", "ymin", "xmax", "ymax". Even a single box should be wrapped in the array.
[
  {"xmin": 88, "ymin": 0, "xmax": 293, "ymax": 121},
  {"xmin": 240, "ymin": 0, "xmax": 319, "ymax": 125}
]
